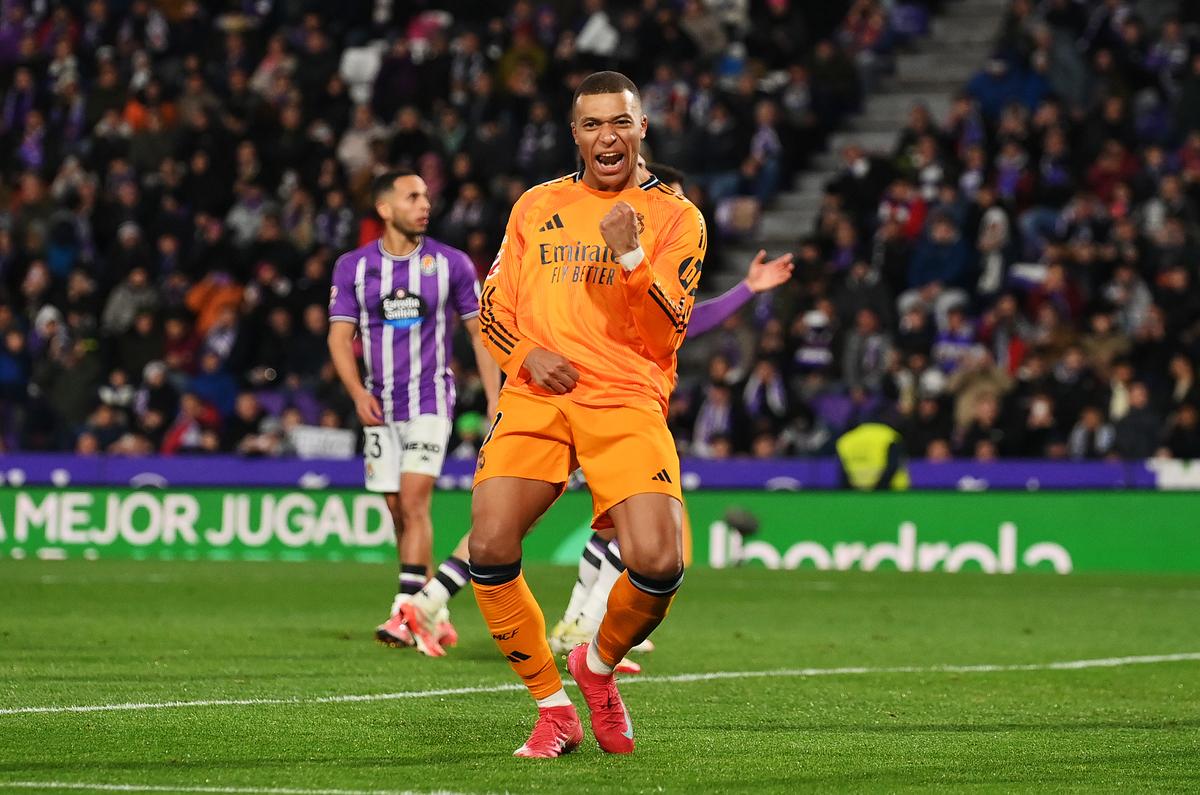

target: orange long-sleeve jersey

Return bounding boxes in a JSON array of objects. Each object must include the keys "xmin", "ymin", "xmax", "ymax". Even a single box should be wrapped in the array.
[{"xmin": 479, "ymin": 172, "xmax": 706, "ymax": 414}]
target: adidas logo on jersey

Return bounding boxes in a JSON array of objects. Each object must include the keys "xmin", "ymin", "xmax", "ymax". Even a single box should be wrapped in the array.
[
  {"xmin": 651, "ymin": 469, "xmax": 673, "ymax": 483},
  {"xmin": 538, "ymin": 213, "xmax": 565, "ymax": 232}
]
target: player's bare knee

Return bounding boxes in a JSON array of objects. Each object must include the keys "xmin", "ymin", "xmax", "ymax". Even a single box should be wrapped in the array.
[
  {"xmin": 467, "ymin": 509, "xmax": 509, "ymax": 564},
  {"xmin": 467, "ymin": 529, "xmax": 508, "ymax": 566},
  {"xmin": 619, "ymin": 527, "xmax": 683, "ymax": 579},
  {"xmin": 629, "ymin": 549, "xmax": 684, "ymax": 581}
]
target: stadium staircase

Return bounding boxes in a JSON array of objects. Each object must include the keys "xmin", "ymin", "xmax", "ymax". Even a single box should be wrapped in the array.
[{"xmin": 719, "ymin": 0, "xmax": 1009, "ymax": 287}]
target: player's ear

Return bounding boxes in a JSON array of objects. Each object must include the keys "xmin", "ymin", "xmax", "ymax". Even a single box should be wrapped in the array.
[
  {"xmin": 375, "ymin": 201, "xmax": 391, "ymax": 223},
  {"xmin": 569, "ymin": 120, "xmax": 578, "ymax": 146},
  {"xmin": 639, "ymin": 114, "xmax": 647, "ymax": 140}
]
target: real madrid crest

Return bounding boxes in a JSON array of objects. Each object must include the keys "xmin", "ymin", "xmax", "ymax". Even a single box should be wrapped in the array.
[{"xmin": 636, "ymin": 212, "xmax": 645, "ymax": 236}]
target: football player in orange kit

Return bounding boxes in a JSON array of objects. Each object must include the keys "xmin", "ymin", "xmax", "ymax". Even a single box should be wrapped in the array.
[
  {"xmin": 469, "ymin": 71, "xmax": 703, "ymax": 758},
  {"xmin": 394, "ymin": 159, "xmax": 793, "ymax": 673}
]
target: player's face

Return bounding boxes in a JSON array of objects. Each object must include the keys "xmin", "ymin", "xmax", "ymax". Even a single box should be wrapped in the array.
[
  {"xmin": 572, "ymin": 91, "xmax": 647, "ymax": 191},
  {"xmin": 376, "ymin": 175, "xmax": 431, "ymax": 237}
]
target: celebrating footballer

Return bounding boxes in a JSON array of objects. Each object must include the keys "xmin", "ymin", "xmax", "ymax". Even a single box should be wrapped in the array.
[{"xmin": 470, "ymin": 70, "xmax": 706, "ymax": 758}]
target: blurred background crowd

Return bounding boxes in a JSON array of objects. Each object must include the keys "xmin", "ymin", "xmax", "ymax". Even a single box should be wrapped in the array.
[{"xmin": 0, "ymin": 0, "xmax": 1198, "ymax": 465}]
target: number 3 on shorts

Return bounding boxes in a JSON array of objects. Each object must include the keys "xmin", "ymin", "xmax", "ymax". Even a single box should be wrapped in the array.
[
  {"xmin": 365, "ymin": 427, "xmax": 384, "ymax": 458},
  {"xmin": 363, "ymin": 426, "xmax": 399, "ymax": 493}
]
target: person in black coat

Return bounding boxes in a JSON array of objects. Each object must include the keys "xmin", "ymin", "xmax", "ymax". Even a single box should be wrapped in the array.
[{"xmin": 1113, "ymin": 382, "xmax": 1163, "ymax": 460}]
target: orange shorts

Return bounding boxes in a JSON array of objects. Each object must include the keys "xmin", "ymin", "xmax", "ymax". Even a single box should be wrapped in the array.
[{"xmin": 474, "ymin": 389, "xmax": 683, "ymax": 529}]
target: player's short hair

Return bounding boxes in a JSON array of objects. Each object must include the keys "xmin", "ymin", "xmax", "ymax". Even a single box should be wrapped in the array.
[
  {"xmin": 371, "ymin": 169, "xmax": 418, "ymax": 203},
  {"xmin": 572, "ymin": 71, "xmax": 641, "ymax": 113},
  {"xmin": 647, "ymin": 161, "xmax": 685, "ymax": 188}
]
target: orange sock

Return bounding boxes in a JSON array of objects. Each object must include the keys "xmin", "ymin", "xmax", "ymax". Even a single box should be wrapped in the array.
[
  {"xmin": 595, "ymin": 569, "xmax": 682, "ymax": 668},
  {"xmin": 471, "ymin": 565, "xmax": 561, "ymax": 700}
]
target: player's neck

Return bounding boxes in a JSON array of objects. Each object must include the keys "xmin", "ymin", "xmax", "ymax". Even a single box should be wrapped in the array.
[
  {"xmin": 580, "ymin": 169, "xmax": 637, "ymax": 193},
  {"xmin": 380, "ymin": 230, "xmax": 421, "ymax": 259}
]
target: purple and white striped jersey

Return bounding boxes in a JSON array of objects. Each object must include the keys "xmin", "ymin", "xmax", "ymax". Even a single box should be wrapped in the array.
[{"xmin": 329, "ymin": 237, "xmax": 480, "ymax": 422}]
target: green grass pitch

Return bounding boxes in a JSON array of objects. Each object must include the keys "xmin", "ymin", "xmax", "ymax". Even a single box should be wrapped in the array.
[{"xmin": 2, "ymin": 559, "xmax": 1199, "ymax": 794}]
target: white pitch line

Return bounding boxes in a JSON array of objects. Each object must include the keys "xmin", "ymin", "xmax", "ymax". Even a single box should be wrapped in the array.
[
  {"xmin": 0, "ymin": 783, "xmax": 464, "ymax": 795},
  {"xmin": 0, "ymin": 684, "xmax": 526, "ymax": 716},
  {"xmin": 2, "ymin": 652, "xmax": 1198, "ymax": 718}
]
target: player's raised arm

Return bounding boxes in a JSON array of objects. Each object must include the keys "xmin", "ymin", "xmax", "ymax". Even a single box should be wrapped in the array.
[
  {"xmin": 686, "ymin": 249, "xmax": 794, "ymax": 338},
  {"xmin": 603, "ymin": 201, "xmax": 706, "ymax": 360}
]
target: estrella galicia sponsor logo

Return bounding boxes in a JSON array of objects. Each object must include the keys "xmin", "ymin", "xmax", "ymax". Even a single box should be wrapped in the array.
[{"xmin": 381, "ymin": 288, "xmax": 427, "ymax": 329}]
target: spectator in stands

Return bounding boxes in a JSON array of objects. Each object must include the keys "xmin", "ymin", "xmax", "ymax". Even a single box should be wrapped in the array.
[
  {"xmin": 902, "ymin": 213, "xmax": 971, "ymax": 322},
  {"xmin": 740, "ymin": 358, "xmax": 791, "ymax": 430},
  {"xmin": 842, "ymin": 307, "xmax": 893, "ymax": 394},
  {"xmin": 1113, "ymin": 382, "xmax": 1161, "ymax": 460},
  {"xmin": 190, "ymin": 350, "xmax": 238, "ymax": 420},
  {"xmin": 1162, "ymin": 403, "xmax": 1200, "ymax": 460},
  {"xmin": 0, "ymin": 328, "xmax": 30, "ymax": 403},
  {"xmin": 690, "ymin": 379, "xmax": 751, "ymax": 458},
  {"xmin": 162, "ymin": 392, "xmax": 220, "ymax": 455},
  {"xmin": 957, "ymin": 392, "xmax": 1007, "ymax": 459},
  {"xmin": 222, "ymin": 392, "xmax": 264, "ymax": 453},
  {"xmin": 1067, "ymin": 404, "xmax": 1115, "ymax": 460},
  {"xmin": 901, "ymin": 391, "xmax": 951, "ymax": 458}
]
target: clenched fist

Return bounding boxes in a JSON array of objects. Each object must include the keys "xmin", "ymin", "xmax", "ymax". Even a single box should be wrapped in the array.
[
  {"xmin": 599, "ymin": 201, "xmax": 640, "ymax": 257},
  {"xmin": 521, "ymin": 347, "xmax": 580, "ymax": 394}
]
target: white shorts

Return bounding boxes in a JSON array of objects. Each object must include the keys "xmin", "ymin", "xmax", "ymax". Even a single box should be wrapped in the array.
[{"xmin": 363, "ymin": 415, "xmax": 453, "ymax": 493}]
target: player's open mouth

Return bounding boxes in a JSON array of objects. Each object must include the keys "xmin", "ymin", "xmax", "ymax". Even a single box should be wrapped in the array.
[{"xmin": 595, "ymin": 152, "xmax": 625, "ymax": 176}]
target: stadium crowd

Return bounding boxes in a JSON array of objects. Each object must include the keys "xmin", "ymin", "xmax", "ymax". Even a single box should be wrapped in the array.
[
  {"xmin": 1, "ymin": 0, "xmax": 1198, "ymax": 465},
  {"xmin": 678, "ymin": 0, "xmax": 1200, "ymax": 463}
]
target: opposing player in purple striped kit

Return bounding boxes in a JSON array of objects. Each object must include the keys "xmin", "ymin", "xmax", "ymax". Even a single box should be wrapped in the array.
[{"xmin": 328, "ymin": 169, "xmax": 499, "ymax": 648}]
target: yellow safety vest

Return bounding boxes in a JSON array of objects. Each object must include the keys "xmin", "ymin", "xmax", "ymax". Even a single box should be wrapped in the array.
[{"xmin": 835, "ymin": 423, "xmax": 910, "ymax": 491}]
